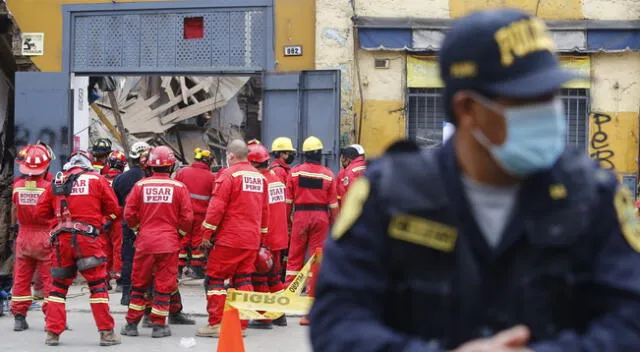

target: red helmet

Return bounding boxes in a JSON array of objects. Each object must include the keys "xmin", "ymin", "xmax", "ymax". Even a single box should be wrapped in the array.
[
  {"xmin": 147, "ymin": 146, "xmax": 177, "ymax": 167},
  {"xmin": 17, "ymin": 144, "xmax": 53, "ymax": 176},
  {"xmin": 254, "ymin": 246, "xmax": 274, "ymax": 274},
  {"xmin": 248, "ymin": 144, "xmax": 270, "ymax": 163},
  {"xmin": 107, "ymin": 150, "xmax": 128, "ymax": 169}
]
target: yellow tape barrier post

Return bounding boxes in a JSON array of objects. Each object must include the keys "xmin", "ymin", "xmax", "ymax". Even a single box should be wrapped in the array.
[{"xmin": 225, "ymin": 253, "xmax": 317, "ymax": 320}]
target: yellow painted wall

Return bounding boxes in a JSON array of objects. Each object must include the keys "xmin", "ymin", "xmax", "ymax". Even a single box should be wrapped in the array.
[
  {"xmin": 449, "ymin": 0, "xmax": 583, "ymax": 19},
  {"xmin": 7, "ymin": 0, "xmax": 315, "ymax": 72},
  {"xmin": 589, "ymin": 52, "xmax": 640, "ymax": 176},
  {"xmin": 356, "ymin": 51, "xmax": 406, "ymax": 156},
  {"xmin": 274, "ymin": 0, "xmax": 315, "ymax": 71},
  {"xmin": 316, "ymin": 0, "xmax": 356, "ymax": 146}
]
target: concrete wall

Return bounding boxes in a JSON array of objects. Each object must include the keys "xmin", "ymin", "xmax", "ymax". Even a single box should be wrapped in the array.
[
  {"xmin": 589, "ymin": 53, "xmax": 640, "ymax": 177},
  {"xmin": 6, "ymin": 0, "xmax": 315, "ymax": 72}
]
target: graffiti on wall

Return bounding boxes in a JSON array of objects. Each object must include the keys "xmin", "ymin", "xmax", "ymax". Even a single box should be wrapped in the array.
[
  {"xmin": 14, "ymin": 124, "xmax": 70, "ymax": 171},
  {"xmin": 589, "ymin": 112, "xmax": 615, "ymax": 171}
]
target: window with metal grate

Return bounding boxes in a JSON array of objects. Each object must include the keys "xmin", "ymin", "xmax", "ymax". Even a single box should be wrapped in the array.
[{"xmin": 406, "ymin": 88, "xmax": 590, "ymax": 151}]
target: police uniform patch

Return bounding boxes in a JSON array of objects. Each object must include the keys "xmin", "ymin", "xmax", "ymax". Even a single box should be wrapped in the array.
[
  {"xmin": 614, "ymin": 185, "xmax": 640, "ymax": 253},
  {"xmin": 388, "ymin": 214, "xmax": 457, "ymax": 252},
  {"xmin": 331, "ymin": 177, "xmax": 370, "ymax": 240}
]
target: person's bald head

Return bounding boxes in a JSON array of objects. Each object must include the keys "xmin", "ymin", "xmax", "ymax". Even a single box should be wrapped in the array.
[{"xmin": 226, "ymin": 139, "xmax": 249, "ymax": 165}]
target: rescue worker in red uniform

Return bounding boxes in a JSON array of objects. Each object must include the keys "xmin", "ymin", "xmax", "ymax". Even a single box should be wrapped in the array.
[
  {"xmin": 91, "ymin": 138, "xmax": 112, "ymax": 175},
  {"xmin": 102, "ymin": 150, "xmax": 128, "ymax": 289},
  {"xmin": 11, "ymin": 144, "xmax": 54, "ymax": 332},
  {"xmin": 120, "ymin": 146, "xmax": 194, "ymax": 339},
  {"xmin": 174, "ymin": 148, "xmax": 216, "ymax": 279},
  {"xmin": 196, "ymin": 139, "xmax": 269, "ymax": 338},
  {"xmin": 36, "ymin": 150, "xmax": 121, "ymax": 346},
  {"xmin": 247, "ymin": 144, "xmax": 289, "ymax": 329},
  {"xmin": 337, "ymin": 144, "xmax": 367, "ymax": 205},
  {"xmin": 269, "ymin": 137, "xmax": 296, "ymax": 184},
  {"xmin": 285, "ymin": 136, "xmax": 338, "ymax": 298}
]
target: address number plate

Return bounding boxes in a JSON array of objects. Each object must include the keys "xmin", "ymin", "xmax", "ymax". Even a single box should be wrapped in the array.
[{"xmin": 284, "ymin": 45, "xmax": 303, "ymax": 56}]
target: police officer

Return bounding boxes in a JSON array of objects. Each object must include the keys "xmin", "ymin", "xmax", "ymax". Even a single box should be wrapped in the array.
[
  {"xmin": 112, "ymin": 141, "xmax": 151, "ymax": 305},
  {"xmin": 310, "ymin": 9, "xmax": 640, "ymax": 352}
]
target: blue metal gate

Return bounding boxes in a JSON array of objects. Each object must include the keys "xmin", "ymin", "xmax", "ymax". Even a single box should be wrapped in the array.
[
  {"xmin": 14, "ymin": 72, "xmax": 71, "ymax": 175},
  {"xmin": 262, "ymin": 70, "xmax": 341, "ymax": 174}
]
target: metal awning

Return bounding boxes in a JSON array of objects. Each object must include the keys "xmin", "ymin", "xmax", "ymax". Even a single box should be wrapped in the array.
[{"xmin": 355, "ymin": 17, "xmax": 640, "ymax": 53}]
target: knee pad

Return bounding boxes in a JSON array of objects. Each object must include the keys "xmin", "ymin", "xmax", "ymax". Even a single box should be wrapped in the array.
[
  {"xmin": 51, "ymin": 266, "xmax": 76, "ymax": 279},
  {"xmin": 76, "ymin": 256, "xmax": 106, "ymax": 271}
]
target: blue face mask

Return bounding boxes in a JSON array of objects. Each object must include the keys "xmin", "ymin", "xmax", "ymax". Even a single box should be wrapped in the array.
[{"xmin": 471, "ymin": 95, "xmax": 566, "ymax": 177}]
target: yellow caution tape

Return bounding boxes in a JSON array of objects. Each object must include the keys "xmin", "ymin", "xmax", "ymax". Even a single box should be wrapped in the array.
[
  {"xmin": 226, "ymin": 253, "xmax": 318, "ymax": 320},
  {"xmin": 227, "ymin": 289, "xmax": 314, "ymax": 317}
]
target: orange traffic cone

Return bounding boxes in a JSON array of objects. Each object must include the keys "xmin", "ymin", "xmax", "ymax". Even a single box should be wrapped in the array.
[{"xmin": 217, "ymin": 307, "xmax": 245, "ymax": 352}]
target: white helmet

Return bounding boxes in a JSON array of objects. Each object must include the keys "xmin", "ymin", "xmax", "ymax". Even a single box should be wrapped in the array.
[{"xmin": 129, "ymin": 141, "xmax": 151, "ymax": 159}]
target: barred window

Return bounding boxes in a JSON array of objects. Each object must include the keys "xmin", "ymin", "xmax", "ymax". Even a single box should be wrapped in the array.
[{"xmin": 406, "ymin": 88, "xmax": 590, "ymax": 150}]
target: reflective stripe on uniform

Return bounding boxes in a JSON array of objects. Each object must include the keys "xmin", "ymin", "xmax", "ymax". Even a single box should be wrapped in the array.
[
  {"xmin": 352, "ymin": 166, "xmax": 367, "ymax": 172},
  {"xmin": 286, "ymin": 271, "xmax": 299, "ymax": 276},
  {"xmin": 128, "ymin": 303, "xmax": 146, "ymax": 311},
  {"xmin": 89, "ymin": 298, "xmax": 109, "ymax": 304},
  {"xmin": 291, "ymin": 171, "xmax": 332, "ymax": 181},
  {"xmin": 202, "ymin": 222, "xmax": 217, "ymax": 231},
  {"xmin": 45, "ymin": 296, "xmax": 66, "ymax": 304},
  {"xmin": 12, "ymin": 187, "xmax": 45, "ymax": 195},
  {"xmin": 109, "ymin": 214, "xmax": 117, "ymax": 220},
  {"xmin": 11, "ymin": 295, "xmax": 33, "ymax": 302},
  {"xmin": 285, "ymin": 199, "xmax": 293, "ymax": 204},
  {"xmin": 231, "ymin": 170, "xmax": 265, "ymax": 179},
  {"xmin": 261, "ymin": 228, "xmax": 268, "ymax": 234},
  {"xmin": 190, "ymin": 193, "xmax": 211, "ymax": 201},
  {"xmin": 206, "ymin": 289, "xmax": 227, "ymax": 296},
  {"xmin": 138, "ymin": 179, "xmax": 184, "ymax": 187},
  {"xmin": 151, "ymin": 308, "xmax": 169, "ymax": 317},
  {"xmin": 329, "ymin": 203, "xmax": 339, "ymax": 209},
  {"xmin": 192, "ymin": 253, "xmax": 206, "ymax": 259},
  {"xmin": 178, "ymin": 229, "xmax": 187, "ymax": 236},
  {"xmin": 178, "ymin": 253, "xmax": 189, "ymax": 258}
]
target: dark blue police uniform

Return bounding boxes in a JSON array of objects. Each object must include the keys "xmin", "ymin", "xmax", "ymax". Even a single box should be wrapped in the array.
[
  {"xmin": 311, "ymin": 8, "xmax": 640, "ymax": 351},
  {"xmin": 310, "ymin": 140, "xmax": 640, "ymax": 351},
  {"xmin": 112, "ymin": 166, "xmax": 145, "ymax": 304}
]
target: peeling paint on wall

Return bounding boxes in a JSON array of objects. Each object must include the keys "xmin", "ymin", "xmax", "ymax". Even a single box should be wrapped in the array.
[{"xmin": 322, "ymin": 28, "xmax": 348, "ymax": 47}]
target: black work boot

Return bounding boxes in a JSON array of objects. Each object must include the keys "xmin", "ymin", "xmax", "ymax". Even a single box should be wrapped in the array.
[
  {"xmin": 99, "ymin": 329, "xmax": 122, "ymax": 346},
  {"xmin": 248, "ymin": 319, "xmax": 274, "ymax": 330},
  {"xmin": 120, "ymin": 286, "xmax": 130, "ymax": 306},
  {"xmin": 120, "ymin": 322, "xmax": 139, "ymax": 336},
  {"xmin": 14, "ymin": 314, "xmax": 29, "ymax": 331},
  {"xmin": 189, "ymin": 267, "xmax": 205, "ymax": 280},
  {"xmin": 151, "ymin": 324, "xmax": 171, "ymax": 338},
  {"xmin": 273, "ymin": 314, "xmax": 288, "ymax": 327},
  {"xmin": 168, "ymin": 311, "xmax": 195, "ymax": 325}
]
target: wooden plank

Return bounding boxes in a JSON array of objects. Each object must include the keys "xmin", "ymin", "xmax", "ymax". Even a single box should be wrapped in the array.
[
  {"xmin": 160, "ymin": 96, "xmax": 228, "ymax": 125},
  {"xmin": 107, "ymin": 91, "xmax": 130, "ymax": 156},
  {"xmin": 179, "ymin": 76, "xmax": 189, "ymax": 105},
  {"xmin": 90, "ymin": 103, "xmax": 122, "ymax": 143},
  {"xmin": 125, "ymin": 82, "xmax": 205, "ymax": 122}
]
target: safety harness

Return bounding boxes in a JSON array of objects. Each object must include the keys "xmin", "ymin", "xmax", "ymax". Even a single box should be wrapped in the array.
[{"xmin": 49, "ymin": 170, "xmax": 104, "ymax": 279}]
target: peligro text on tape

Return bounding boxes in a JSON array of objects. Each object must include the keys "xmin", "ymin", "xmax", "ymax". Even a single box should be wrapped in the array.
[
  {"xmin": 260, "ymin": 253, "xmax": 315, "ymax": 320},
  {"xmin": 227, "ymin": 289, "xmax": 314, "ymax": 316}
]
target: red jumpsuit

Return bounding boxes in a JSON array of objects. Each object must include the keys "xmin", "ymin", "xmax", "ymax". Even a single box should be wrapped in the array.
[
  {"xmin": 102, "ymin": 169, "xmax": 123, "ymax": 279},
  {"xmin": 285, "ymin": 162, "xmax": 338, "ymax": 284},
  {"xmin": 36, "ymin": 168, "xmax": 121, "ymax": 335},
  {"xmin": 337, "ymin": 156, "xmax": 367, "ymax": 204},
  {"xmin": 201, "ymin": 161, "xmax": 269, "ymax": 327},
  {"xmin": 174, "ymin": 162, "xmax": 216, "ymax": 270},
  {"xmin": 124, "ymin": 173, "xmax": 193, "ymax": 326},
  {"xmin": 11, "ymin": 176, "xmax": 52, "ymax": 318},
  {"xmin": 252, "ymin": 169, "xmax": 289, "ymax": 296},
  {"xmin": 269, "ymin": 158, "xmax": 291, "ymax": 184}
]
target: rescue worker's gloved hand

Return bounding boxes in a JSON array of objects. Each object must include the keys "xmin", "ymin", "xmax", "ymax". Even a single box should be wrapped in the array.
[{"xmin": 103, "ymin": 220, "xmax": 113, "ymax": 233}]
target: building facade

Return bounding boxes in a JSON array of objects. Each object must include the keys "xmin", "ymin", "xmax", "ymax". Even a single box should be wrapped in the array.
[{"xmin": 6, "ymin": 0, "xmax": 640, "ymax": 191}]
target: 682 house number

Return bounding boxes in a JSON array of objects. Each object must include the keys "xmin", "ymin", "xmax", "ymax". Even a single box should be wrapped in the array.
[{"xmin": 284, "ymin": 46, "xmax": 303, "ymax": 56}]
